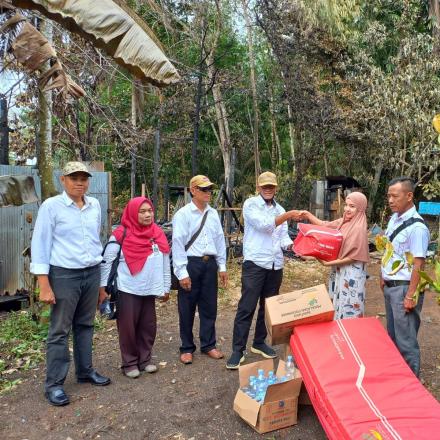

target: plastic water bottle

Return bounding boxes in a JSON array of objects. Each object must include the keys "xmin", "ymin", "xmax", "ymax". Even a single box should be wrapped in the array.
[
  {"xmin": 267, "ymin": 370, "xmax": 277, "ymax": 386},
  {"xmin": 256, "ymin": 369, "xmax": 267, "ymax": 402},
  {"xmin": 248, "ymin": 375, "xmax": 257, "ymax": 399},
  {"xmin": 286, "ymin": 355, "xmax": 295, "ymax": 379},
  {"xmin": 99, "ymin": 299, "xmax": 112, "ymax": 317}
]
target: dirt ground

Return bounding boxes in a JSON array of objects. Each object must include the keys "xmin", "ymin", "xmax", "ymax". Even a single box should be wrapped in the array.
[{"xmin": 1, "ymin": 259, "xmax": 439, "ymax": 440}]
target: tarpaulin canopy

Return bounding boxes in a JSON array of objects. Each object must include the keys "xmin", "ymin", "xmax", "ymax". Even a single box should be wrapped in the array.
[{"xmin": 11, "ymin": 0, "xmax": 180, "ymax": 87}]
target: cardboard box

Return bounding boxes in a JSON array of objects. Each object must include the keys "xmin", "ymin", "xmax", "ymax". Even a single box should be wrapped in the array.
[
  {"xmin": 233, "ymin": 358, "xmax": 302, "ymax": 434},
  {"xmin": 265, "ymin": 284, "xmax": 334, "ymax": 345}
]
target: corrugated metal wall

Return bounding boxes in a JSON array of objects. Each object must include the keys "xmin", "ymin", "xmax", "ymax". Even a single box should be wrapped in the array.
[{"xmin": 0, "ymin": 165, "xmax": 110, "ymax": 295}]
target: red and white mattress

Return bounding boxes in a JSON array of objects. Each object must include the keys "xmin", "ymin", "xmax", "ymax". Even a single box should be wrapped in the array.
[{"xmin": 290, "ymin": 317, "xmax": 440, "ymax": 440}]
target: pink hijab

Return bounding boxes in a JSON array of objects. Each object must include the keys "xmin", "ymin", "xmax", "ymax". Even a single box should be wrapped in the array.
[{"xmin": 327, "ymin": 192, "xmax": 370, "ymax": 263}]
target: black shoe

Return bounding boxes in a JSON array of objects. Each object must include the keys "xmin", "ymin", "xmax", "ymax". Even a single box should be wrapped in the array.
[
  {"xmin": 77, "ymin": 370, "xmax": 111, "ymax": 386},
  {"xmin": 251, "ymin": 343, "xmax": 277, "ymax": 359},
  {"xmin": 226, "ymin": 351, "xmax": 245, "ymax": 370},
  {"xmin": 45, "ymin": 389, "xmax": 70, "ymax": 406}
]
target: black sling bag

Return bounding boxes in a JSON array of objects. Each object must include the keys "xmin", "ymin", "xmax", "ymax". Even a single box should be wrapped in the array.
[
  {"xmin": 388, "ymin": 217, "xmax": 425, "ymax": 243},
  {"xmin": 102, "ymin": 227, "xmax": 127, "ymax": 303}
]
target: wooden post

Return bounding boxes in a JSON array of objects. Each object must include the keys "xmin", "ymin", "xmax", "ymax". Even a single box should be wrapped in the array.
[{"xmin": 141, "ymin": 183, "xmax": 146, "ymax": 197}]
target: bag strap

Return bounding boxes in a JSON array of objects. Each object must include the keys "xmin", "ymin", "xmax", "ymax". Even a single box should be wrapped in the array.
[
  {"xmin": 388, "ymin": 217, "xmax": 425, "ymax": 243},
  {"xmin": 102, "ymin": 227, "xmax": 127, "ymax": 258},
  {"xmin": 184, "ymin": 211, "xmax": 209, "ymax": 252}
]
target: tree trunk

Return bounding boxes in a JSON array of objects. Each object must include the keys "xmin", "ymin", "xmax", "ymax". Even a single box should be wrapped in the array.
[
  {"xmin": 206, "ymin": 24, "xmax": 234, "ymax": 199},
  {"xmin": 37, "ymin": 19, "xmax": 56, "ymax": 201},
  {"xmin": 0, "ymin": 97, "xmax": 9, "ymax": 165},
  {"xmin": 192, "ymin": 39, "xmax": 205, "ymax": 176},
  {"xmin": 430, "ymin": 0, "xmax": 440, "ymax": 54},
  {"xmin": 280, "ymin": 71, "xmax": 296, "ymax": 172},
  {"xmin": 153, "ymin": 98, "xmax": 162, "ymax": 218},
  {"xmin": 130, "ymin": 79, "xmax": 138, "ymax": 198},
  {"xmin": 368, "ymin": 162, "xmax": 383, "ymax": 218},
  {"xmin": 242, "ymin": 0, "xmax": 261, "ymax": 181},
  {"xmin": 268, "ymin": 85, "xmax": 281, "ymax": 169},
  {"xmin": 153, "ymin": 127, "xmax": 160, "ymax": 215}
]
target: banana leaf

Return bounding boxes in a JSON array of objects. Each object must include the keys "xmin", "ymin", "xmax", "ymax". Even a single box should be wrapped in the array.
[
  {"xmin": 381, "ymin": 241, "xmax": 394, "ymax": 267},
  {"xmin": 11, "ymin": 0, "xmax": 180, "ymax": 87}
]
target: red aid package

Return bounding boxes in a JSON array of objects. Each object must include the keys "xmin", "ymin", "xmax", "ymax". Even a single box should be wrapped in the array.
[{"xmin": 293, "ymin": 223, "xmax": 343, "ymax": 261}]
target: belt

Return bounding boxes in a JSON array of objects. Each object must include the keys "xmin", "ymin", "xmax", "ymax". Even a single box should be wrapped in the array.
[
  {"xmin": 384, "ymin": 280, "xmax": 410, "ymax": 288},
  {"xmin": 50, "ymin": 263, "xmax": 100, "ymax": 271},
  {"xmin": 188, "ymin": 255, "xmax": 215, "ymax": 262}
]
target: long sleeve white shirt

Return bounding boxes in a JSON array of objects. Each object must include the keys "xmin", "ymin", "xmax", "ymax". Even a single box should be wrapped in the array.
[
  {"xmin": 381, "ymin": 206, "xmax": 430, "ymax": 281},
  {"xmin": 243, "ymin": 195, "xmax": 293, "ymax": 270},
  {"xmin": 172, "ymin": 201, "xmax": 227, "ymax": 280},
  {"xmin": 30, "ymin": 191, "xmax": 103, "ymax": 274},
  {"xmin": 100, "ymin": 236, "xmax": 171, "ymax": 296}
]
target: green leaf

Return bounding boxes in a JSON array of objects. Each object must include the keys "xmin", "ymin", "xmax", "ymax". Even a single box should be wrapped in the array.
[
  {"xmin": 435, "ymin": 260, "xmax": 440, "ymax": 283},
  {"xmin": 381, "ymin": 242, "xmax": 394, "ymax": 267},
  {"xmin": 404, "ymin": 251, "xmax": 414, "ymax": 268},
  {"xmin": 387, "ymin": 260, "xmax": 404, "ymax": 276},
  {"xmin": 419, "ymin": 271, "xmax": 434, "ymax": 284},
  {"xmin": 392, "ymin": 260, "xmax": 402, "ymax": 271}
]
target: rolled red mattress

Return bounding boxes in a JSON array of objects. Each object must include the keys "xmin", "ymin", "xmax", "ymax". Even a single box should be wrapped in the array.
[{"xmin": 290, "ymin": 317, "xmax": 440, "ymax": 440}]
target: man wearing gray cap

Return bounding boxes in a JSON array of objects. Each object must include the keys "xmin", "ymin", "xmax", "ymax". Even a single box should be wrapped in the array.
[
  {"xmin": 31, "ymin": 162, "xmax": 110, "ymax": 406},
  {"xmin": 227, "ymin": 171, "xmax": 301, "ymax": 369}
]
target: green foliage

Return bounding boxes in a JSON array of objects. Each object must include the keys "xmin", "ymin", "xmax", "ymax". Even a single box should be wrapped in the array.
[
  {"xmin": 422, "ymin": 180, "xmax": 440, "ymax": 200},
  {"xmin": 0, "ymin": 310, "xmax": 105, "ymax": 394},
  {"xmin": 5, "ymin": 0, "xmax": 440, "ymax": 221},
  {"xmin": 0, "ymin": 311, "xmax": 48, "ymax": 394}
]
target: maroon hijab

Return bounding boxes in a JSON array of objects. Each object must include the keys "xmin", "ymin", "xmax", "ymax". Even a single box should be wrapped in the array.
[{"xmin": 113, "ymin": 197, "xmax": 170, "ymax": 275}]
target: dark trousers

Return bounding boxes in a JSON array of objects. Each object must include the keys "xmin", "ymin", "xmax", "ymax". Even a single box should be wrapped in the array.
[
  {"xmin": 384, "ymin": 285, "xmax": 424, "ymax": 376},
  {"xmin": 117, "ymin": 292, "xmax": 156, "ymax": 373},
  {"xmin": 178, "ymin": 257, "xmax": 218, "ymax": 353},
  {"xmin": 46, "ymin": 265, "xmax": 100, "ymax": 392},
  {"xmin": 232, "ymin": 261, "xmax": 283, "ymax": 353}
]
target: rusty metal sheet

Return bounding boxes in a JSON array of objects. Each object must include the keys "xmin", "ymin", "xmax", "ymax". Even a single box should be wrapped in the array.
[{"xmin": 0, "ymin": 174, "xmax": 38, "ymax": 207}]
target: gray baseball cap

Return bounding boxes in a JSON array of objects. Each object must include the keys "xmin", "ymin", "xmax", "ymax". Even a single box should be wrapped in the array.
[{"xmin": 62, "ymin": 161, "xmax": 92, "ymax": 177}]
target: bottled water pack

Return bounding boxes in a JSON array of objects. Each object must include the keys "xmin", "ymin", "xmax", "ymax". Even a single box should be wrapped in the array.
[{"xmin": 240, "ymin": 356, "xmax": 297, "ymax": 402}]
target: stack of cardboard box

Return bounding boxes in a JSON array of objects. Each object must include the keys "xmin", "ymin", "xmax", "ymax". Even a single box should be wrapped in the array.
[{"xmin": 233, "ymin": 284, "xmax": 334, "ymax": 433}]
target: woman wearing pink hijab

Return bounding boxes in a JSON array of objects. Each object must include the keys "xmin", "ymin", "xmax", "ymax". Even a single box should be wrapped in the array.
[
  {"xmin": 100, "ymin": 197, "xmax": 170, "ymax": 378},
  {"xmin": 301, "ymin": 192, "xmax": 370, "ymax": 319}
]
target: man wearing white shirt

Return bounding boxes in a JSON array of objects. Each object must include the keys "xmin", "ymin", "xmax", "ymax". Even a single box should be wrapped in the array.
[
  {"xmin": 172, "ymin": 175, "xmax": 228, "ymax": 365},
  {"xmin": 381, "ymin": 177, "xmax": 430, "ymax": 376},
  {"xmin": 31, "ymin": 162, "xmax": 110, "ymax": 406},
  {"xmin": 227, "ymin": 172, "xmax": 302, "ymax": 369}
]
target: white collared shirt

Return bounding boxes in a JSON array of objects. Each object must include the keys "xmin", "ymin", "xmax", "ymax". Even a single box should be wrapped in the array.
[
  {"xmin": 100, "ymin": 236, "xmax": 171, "ymax": 296},
  {"xmin": 172, "ymin": 201, "xmax": 227, "ymax": 280},
  {"xmin": 381, "ymin": 206, "xmax": 430, "ymax": 281},
  {"xmin": 243, "ymin": 195, "xmax": 293, "ymax": 270},
  {"xmin": 30, "ymin": 191, "xmax": 103, "ymax": 274}
]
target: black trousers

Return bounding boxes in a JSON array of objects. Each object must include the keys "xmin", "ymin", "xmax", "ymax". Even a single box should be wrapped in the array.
[
  {"xmin": 232, "ymin": 260, "xmax": 283, "ymax": 353},
  {"xmin": 178, "ymin": 257, "xmax": 218, "ymax": 353},
  {"xmin": 46, "ymin": 265, "xmax": 100, "ymax": 392}
]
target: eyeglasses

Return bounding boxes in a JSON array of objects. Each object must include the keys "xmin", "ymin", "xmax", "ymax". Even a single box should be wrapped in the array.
[{"xmin": 197, "ymin": 186, "xmax": 213, "ymax": 193}]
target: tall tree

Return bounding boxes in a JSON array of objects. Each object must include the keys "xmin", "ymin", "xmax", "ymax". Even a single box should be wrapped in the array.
[
  {"xmin": 241, "ymin": 0, "xmax": 261, "ymax": 181},
  {"xmin": 37, "ymin": 18, "xmax": 56, "ymax": 201}
]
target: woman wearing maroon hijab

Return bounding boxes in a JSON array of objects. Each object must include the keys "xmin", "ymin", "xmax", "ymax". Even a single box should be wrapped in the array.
[
  {"xmin": 100, "ymin": 197, "xmax": 170, "ymax": 378},
  {"xmin": 301, "ymin": 192, "xmax": 370, "ymax": 320}
]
